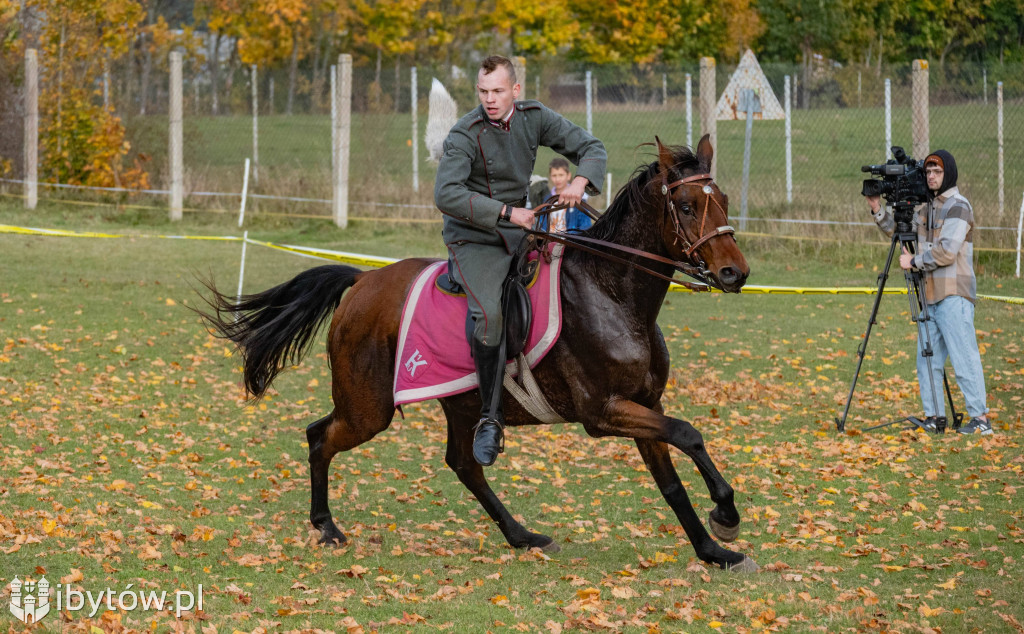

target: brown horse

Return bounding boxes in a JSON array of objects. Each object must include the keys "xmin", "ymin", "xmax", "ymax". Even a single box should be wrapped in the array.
[{"xmin": 199, "ymin": 136, "xmax": 756, "ymax": 571}]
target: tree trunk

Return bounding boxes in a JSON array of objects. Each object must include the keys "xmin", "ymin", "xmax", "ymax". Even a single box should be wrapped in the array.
[
  {"xmin": 287, "ymin": 31, "xmax": 299, "ymax": 115},
  {"xmin": 225, "ymin": 47, "xmax": 238, "ymax": 115},
  {"xmin": 394, "ymin": 57, "xmax": 400, "ymax": 113},
  {"xmin": 876, "ymin": 33, "xmax": 883, "ymax": 78},
  {"xmin": 801, "ymin": 41, "xmax": 811, "ymax": 109},
  {"xmin": 311, "ymin": 35, "xmax": 323, "ymax": 111},
  {"xmin": 140, "ymin": 34, "xmax": 152, "ymax": 115},
  {"xmin": 374, "ymin": 49, "xmax": 382, "ymax": 110},
  {"xmin": 210, "ymin": 32, "xmax": 220, "ymax": 115}
]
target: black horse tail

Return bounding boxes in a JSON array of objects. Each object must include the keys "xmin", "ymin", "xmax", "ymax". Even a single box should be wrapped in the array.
[{"xmin": 196, "ymin": 265, "xmax": 363, "ymax": 399}]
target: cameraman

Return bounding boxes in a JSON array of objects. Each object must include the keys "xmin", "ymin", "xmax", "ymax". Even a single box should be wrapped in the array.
[{"xmin": 867, "ymin": 150, "xmax": 992, "ymax": 435}]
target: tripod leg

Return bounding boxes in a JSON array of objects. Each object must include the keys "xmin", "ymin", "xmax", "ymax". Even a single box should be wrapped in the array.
[
  {"xmin": 835, "ymin": 235, "xmax": 901, "ymax": 432},
  {"xmin": 943, "ymin": 371, "xmax": 963, "ymax": 430},
  {"xmin": 911, "ymin": 280, "xmax": 946, "ymax": 431}
]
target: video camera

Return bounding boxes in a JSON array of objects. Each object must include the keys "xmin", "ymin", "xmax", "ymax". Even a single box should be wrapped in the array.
[{"xmin": 861, "ymin": 146, "xmax": 930, "ymax": 218}]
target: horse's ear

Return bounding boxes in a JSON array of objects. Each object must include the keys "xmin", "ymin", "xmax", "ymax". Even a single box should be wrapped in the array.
[
  {"xmin": 696, "ymin": 134, "xmax": 714, "ymax": 173},
  {"xmin": 655, "ymin": 136, "xmax": 675, "ymax": 171}
]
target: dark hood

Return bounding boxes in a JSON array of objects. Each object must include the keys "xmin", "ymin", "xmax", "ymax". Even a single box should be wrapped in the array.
[{"xmin": 925, "ymin": 149, "xmax": 957, "ymax": 198}]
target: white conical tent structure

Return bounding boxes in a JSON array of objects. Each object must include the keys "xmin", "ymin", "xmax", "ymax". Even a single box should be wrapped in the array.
[{"xmin": 715, "ymin": 50, "xmax": 785, "ymax": 120}]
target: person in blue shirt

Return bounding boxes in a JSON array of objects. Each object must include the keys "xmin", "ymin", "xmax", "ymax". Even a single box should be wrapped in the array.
[{"xmin": 533, "ymin": 158, "xmax": 594, "ymax": 233}]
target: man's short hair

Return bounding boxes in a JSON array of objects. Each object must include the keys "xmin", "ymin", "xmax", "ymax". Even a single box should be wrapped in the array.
[
  {"xmin": 548, "ymin": 158, "xmax": 571, "ymax": 172},
  {"xmin": 480, "ymin": 55, "xmax": 516, "ymax": 85}
]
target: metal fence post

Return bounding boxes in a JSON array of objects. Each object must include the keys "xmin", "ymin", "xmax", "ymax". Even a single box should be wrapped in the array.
[
  {"xmin": 170, "ymin": 51, "xmax": 183, "ymax": 221},
  {"xmin": 912, "ymin": 60, "xmax": 929, "ymax": 161},
  {"xmin": 24, "ymin": 48, "xmax": 37, "ymax": 210},
  {"xmin": 411, "ymin": 66, "xmax": 419, "ymax": 193},
  {"xmin": 699, "ymin": 57, "xmax": 716, "ymax": 178},
  {"xmin": 785, "ymin": 75, "xmax": 792, "ymax": 204},
  {"xmin": 334, "ymin": 55, "xmax": 351, "ymax": 229}
]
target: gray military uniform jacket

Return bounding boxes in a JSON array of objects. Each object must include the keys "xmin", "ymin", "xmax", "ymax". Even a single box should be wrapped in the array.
[{"xmin": 434, "ymin": 100, "xmax": 607, "ymax": 253}]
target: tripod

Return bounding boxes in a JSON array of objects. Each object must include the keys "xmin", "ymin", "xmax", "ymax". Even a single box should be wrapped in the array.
[{"xmin": 835, "ymin": 207, "xmax": 963, "ymax": 434}]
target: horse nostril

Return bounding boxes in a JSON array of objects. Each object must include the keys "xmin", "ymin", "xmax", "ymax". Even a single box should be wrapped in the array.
[{"xmin": 718, "ymin": 267, "xmax": 739, "ymax": 285}]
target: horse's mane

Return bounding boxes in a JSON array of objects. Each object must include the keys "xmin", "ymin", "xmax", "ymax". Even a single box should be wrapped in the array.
[{"xmin": 584, "ymin": 144, "xmax": 701, "ymax": 242}]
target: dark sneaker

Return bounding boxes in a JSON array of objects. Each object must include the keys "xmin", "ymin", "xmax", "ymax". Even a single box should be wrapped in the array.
[
  {"xmin": 911, "ymin": 416, "xmax": 941, "ymax": 433},
  {"xmin": 958, "ymin": 417, "xmax": 994, "ymax": 435}
]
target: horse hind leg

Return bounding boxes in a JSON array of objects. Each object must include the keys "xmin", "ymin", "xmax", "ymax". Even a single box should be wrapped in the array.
[
  {"xmin": 306, "ymin": 413, "xmax": 347, "ymax": 545},
  {"xmin": 306, "ymin": 405, "xmax": 392, "ymax": 545}
]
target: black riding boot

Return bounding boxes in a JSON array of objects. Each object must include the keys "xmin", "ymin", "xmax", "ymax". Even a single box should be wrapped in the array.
[{"xmin": 471, "ymin": 339, "xmax": 506, "ymax": 466}]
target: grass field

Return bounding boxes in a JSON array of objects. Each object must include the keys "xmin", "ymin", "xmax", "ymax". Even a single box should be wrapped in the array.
[{"xmin": 1, "ymin": 200, "xmax": 1023, "ymax": 633}]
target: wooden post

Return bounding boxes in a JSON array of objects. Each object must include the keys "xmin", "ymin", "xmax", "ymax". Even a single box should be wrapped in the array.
[
  {"xmin": 885, "ymin": 78, "xmax": 892, "ymax": 159},
  {"xmin": 585, "ymin": 70, "xmax": 593, "ymax": 134},
  {"xmin": 333, "ymin": 55, "xmax": 351, "ymax": 228},
  {"xmin": 24, "ymin": 48, "xmax": 37, "ymax": 210},
  {"xmin": 513, "ymin": 56, "xmax": 526, "ymax": 99},
  {"xmin": 912, "ymin": 59, "xmax": 929, "ymax": 161},
  {"xmin": 998, "ymin": 82, "xmax": 1004, "ymax": 221},
  {"xmin": 411, "ymin": 66, "xmax": 419, "ymax": 193},
  {"xmin": 685, "ymin": 73, "xmax": 692, "ymax": 148},
  {"xmin": 699, "ymin": 57, "xmax": 717, "ymax": 178},
  {"xmin": 169, "ymin": 51, "xmax": 183, "ymax": 221},
  {"xmin": 785, "ymin": 75, "xmax": 792, "ymax": 204},
  {"xmin": 251, "ymin": 65, "xmax": 259, "ymax": 184}
]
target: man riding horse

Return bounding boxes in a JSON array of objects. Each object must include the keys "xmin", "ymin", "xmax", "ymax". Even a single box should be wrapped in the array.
[{"xmin": 434, "ymin": 55, "xmax": 607, "ymax": 466}]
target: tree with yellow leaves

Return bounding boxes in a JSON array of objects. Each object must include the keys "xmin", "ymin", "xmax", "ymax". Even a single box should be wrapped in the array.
[{"xmin": 27, "ymin": 0, "xmax": 149, "ymax": 189}]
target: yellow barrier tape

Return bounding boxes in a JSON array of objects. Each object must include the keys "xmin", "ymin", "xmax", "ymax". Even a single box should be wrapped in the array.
[
  {"xmin": 668, "ymin": 283, "xmax": 906, "ymax": 295},
  {"xmin": 0, "ymin": 224, "xmax": 240, "ymax": 241},
  {"xmin": 4, "ymin": 223, "xmax": 1022, "ymax": 304},
  {"xmin": 244, "ymin": 238, "xmax": 399, "ymax": 268}
]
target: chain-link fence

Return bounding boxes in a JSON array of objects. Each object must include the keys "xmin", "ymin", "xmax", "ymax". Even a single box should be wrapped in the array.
[{"xmin": 3, "ymin": 53, "xmax": 1022, "ymax": 251}]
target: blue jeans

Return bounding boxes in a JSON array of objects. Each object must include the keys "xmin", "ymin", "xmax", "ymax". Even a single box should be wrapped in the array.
[{"xmin": 916, "ymin": 295, "xmax": 988, "ymax": 418}]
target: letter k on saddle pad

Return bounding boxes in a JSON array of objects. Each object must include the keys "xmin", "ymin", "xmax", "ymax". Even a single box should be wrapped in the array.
[{"xmin": 393, "ymin": 245, "xmax": 565, "ymax": 404}]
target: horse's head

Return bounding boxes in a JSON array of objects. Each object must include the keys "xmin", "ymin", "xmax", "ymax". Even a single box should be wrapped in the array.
[{"xmin": 654, "ymin": 134, "xmax": 749, "ymax": 293}]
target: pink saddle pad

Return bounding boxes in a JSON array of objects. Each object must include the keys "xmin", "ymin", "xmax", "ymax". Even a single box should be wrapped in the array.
[{"xmin": 393, "ymin": 244, "xmax": 565, "ymax": 405}]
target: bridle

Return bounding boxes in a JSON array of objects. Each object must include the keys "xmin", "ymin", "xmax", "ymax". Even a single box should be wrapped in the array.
[
  {"xmin": 529, "ymin": 168, "xmax": 736, "ymax": 290},
  {"xmin": 659, "ymin": 171, "xmax": 736, "ymax": 268}
]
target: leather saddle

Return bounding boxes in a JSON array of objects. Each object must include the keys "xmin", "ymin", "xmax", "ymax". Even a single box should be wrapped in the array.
[{"xmin": 436, "ymin": 235, "xmax": 540, "ymax": 360}]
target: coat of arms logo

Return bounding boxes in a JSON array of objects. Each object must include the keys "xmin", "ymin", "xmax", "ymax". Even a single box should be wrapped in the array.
[{"xmin": 9, "ymin": 576, "xmax": 52, "ymax": 624}]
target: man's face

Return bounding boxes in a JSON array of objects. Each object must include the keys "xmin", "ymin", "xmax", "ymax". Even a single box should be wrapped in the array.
[
  {"xmin": 477, "ymin": 66, "xmax": 520, "ymax": 121},
  {"xmin": 548, "ymin": 167, "xmax": 571, "ymax": 191},
  {"xmin": 925, "ymin": 164, "xmax": 944, "ymax": 193}
]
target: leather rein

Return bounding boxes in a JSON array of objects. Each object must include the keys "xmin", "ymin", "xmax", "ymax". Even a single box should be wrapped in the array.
[{"xmin": 529, "ymin": 172, "xmax": 736, "ymax": 291}]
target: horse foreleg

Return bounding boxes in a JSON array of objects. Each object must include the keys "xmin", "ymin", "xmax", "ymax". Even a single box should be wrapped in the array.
[
  {"xmin": 591, "ymin": 399, "xmax": 742, "ymax": 545},
  {"xmin": 635, "ymin": 439, "xmax": 755, "ymax": 571},
  {"xmin": 441, "ymin": 408, "xmax": 559, "ymax": 552},
  {"xmin": 307, "ymin": 413, "xmax": 347, "ymax": 545}
]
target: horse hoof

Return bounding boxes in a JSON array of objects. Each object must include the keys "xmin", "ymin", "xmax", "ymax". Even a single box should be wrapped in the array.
[
  {"xmin": 709, "ymin": 512, "xmax": 740, "ymax": 543},
  {"xmin": 539, "ymin": 539, "xmax": 561, "ymax": 553},
  {"xmin": 727, "ymin": 556, "xmax": 759, "ymax": 573},
  {"xmin": 317, "ymin": 527, "xmax": 348, "ymax": 547}
]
